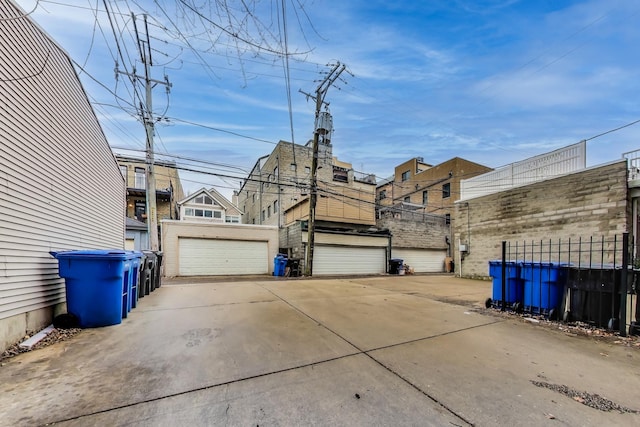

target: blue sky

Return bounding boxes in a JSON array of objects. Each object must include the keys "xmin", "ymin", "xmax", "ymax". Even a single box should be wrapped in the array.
[{"xmin": 23, "ymin": 0, "xmax": 640, "ymax": 198}]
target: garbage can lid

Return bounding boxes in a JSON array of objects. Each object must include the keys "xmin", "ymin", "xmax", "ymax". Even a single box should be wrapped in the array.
[{"xmin": 50, "ymin": 249, "xmax": 133, "ymax": 260}]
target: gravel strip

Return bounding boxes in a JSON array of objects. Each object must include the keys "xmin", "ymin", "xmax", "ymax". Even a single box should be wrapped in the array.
[
  {"xmin": 531, "ymin": 380, "xmax": 639, "ymax": 413},
  {"xmin": 1, "ymin": 327, "xmax": 81, "ymax": 364}
]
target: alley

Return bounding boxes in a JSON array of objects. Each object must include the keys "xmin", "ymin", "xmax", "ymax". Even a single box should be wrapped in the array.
[{"xmin": 1, "ymin": 275, "xmax": 639, "ymax": 426}]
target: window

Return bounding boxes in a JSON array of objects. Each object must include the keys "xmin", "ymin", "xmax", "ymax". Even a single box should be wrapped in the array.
[
  {"xmin": 445, "ymin": 214, "xmax": 451, "ymax": 225},
  {"xmin": 333, "ymin": 166, "xmax": 349, "ymax": 182},
  {"xmin": 261, "ymin": 210, "xmax": 265, "ymax": 221},
  {"xmin": 274, "ymin": 166, "xmax": 278, "ymax": 179},
  {"xmin": 273, "ymin": 200, "xmax": 278, "ymax": 213},
  {"xmin": 252, "ymin": 218, "xmax": 255, "ymax": 224},
  {"xmin": 184, "ymin": 208, "xmax": 220, "ymax": 219},
  {"xmin": 134, "ymin": 167, "xmax": 145, "ymax": 189},
  {"xmin": 195, "ymin": 194, "xmax": 214, "ymax": 205},
  {"xmin": 401, "ymin": 170, "xmax": 410, "ymax": 181},
  {"xmin": 252, "ymin": 194, "xmax": 256, "ymax": 203},
  {"xmin": 267, "ymin": 206, "xmax": 271, "ymax": 218},
  {"xmin": 442, "ymin": 183, "xmax": 451, "ymax": 199},
  {"xmin": 305, "ymin": 166, "xmax": 311, "ymax": 174},
  {"xmin": 225, "ymin": 216, "xmax": 240, "ymax": 223},
  {"xmin": 422, "ymin": 190, "xmax": 428, "ymax": 205},
  {"xmin": 404, "ymin": 196, "xmax": 411, "ymax": 203},
  {"xmin": 290, "ymin": 163, "xmax": 297, "ymax": 171},
  {"xmin": 379, "ymin": 189, "xmax": 386, "ymax": 200},
  {"xmin": 135, "ymin": 201, "xmax": 146, "ymax": 221},
  {"xmin": 119, "ymin": 165, "xmax": 127, "ymax": 185}
]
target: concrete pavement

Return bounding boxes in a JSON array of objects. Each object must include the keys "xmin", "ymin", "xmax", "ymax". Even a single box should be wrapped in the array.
[{"xmin": 1, "ymin": 275, "xmax": 639, "ymax": 426}]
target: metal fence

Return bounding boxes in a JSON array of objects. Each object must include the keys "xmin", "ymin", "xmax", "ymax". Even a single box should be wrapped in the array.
[{"xmin": 489, "ymin": 234, "xmax": 639, "ymax": 337}]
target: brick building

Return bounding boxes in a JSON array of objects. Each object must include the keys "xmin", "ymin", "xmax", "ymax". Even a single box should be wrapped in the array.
[{"xmin": 377, "ymin": 157, "xmax": 493, "ymax": 223}]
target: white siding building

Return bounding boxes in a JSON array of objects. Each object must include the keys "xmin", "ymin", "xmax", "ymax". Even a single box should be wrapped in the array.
[{"xmin": 1, "ymin": 1, "xmax": 125, "ymax": 350}]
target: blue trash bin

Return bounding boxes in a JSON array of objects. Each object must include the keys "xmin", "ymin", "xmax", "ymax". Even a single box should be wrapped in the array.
[
  {"xmin": 488, "ymin": 260, "xmax": 524, "ymax": 308},
  {"xmin": 521, "ymin": 262, "xmax": 567, "ymax": 315},
  {"xmin": 128, "ymin": 251, "xmax": 143, "ymax": 310},
  {"xmin": 274, "ymin": 254, "xmax": 287, "ymax": 277},
  {"xmin": 51, "ymin": 250, "xmax": 138, "ymax": 328}
]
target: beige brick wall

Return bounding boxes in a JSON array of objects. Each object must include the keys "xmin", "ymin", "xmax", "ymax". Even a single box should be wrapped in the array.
[
  {"xmin": 378, "ymin": 215, "xmax": 449, "ymax": 250},
  {"xmin": 454, "ymin": 160, "xmax": 629, "ymax": 278}
]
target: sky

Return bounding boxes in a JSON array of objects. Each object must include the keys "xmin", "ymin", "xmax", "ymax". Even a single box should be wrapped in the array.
[{"xmin": 19, "ymin": 0, "xmax": 640, "ymax": 199}]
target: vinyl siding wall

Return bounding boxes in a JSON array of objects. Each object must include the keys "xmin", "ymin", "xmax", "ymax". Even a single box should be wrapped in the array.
[{"xmin": 1, "ymin": 2, "xmax": 125, "ymax": 345}]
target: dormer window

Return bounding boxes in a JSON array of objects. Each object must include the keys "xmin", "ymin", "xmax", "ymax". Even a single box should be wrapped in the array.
[{"xmin": 194, "ymin": 194, "xmax": 214, "ymax": 205}]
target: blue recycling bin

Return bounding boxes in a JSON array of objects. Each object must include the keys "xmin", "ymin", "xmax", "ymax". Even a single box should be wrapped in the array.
[
  {"xmin": 488, "ymin": 261, "xmax": 524, "ymax": 307},
  {"xmin": 128, "ymin": 251, "xmax": 144, "ymax": 310},
  {"xmin": 274, "ymin": 254, "xmax": 287, "ymax": 277},
  {"xmin": 51, "ymin": 250, "xmax": 140, "ymax": 328},
  {"xmin": 521, "ymin": 262, "xmax": 567, "ymax": 314}
]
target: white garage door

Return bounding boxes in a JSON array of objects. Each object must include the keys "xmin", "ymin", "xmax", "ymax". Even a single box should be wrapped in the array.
[
  {"xmin": 392, "ymin": 248, "xmax": 446, "ymax": 273},
  {"xmin": 179, "ymin": 238, "xmax": 268, "ymax": 276},
  {"xmin": 313, "ymin": 245, "xmax": 386, "ymax": 275}
]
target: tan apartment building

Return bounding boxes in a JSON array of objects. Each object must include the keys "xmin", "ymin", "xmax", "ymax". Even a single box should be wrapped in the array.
[
  {"xmin": 116, "ymin": 155, "xmax": 185, "ymax": 224},
  {"xmin": 377, "ymin": 157, "xmax": 492, "ymax": 222},
  {"xmin": 237, "ymin": 140, "xmax": 375, "ymax": 228}
]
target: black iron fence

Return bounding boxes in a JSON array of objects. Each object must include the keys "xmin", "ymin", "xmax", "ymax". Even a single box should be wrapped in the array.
[{"xmin": 487, "ymin": 233, "xmax": 639, "ymax": 337}]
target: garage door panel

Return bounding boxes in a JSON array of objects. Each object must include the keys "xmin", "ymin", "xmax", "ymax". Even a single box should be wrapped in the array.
[
  {"xmin": 179, "ymin": 238, "xmax": 268, "ymax": 276},
  {"xmin": 314, "ymin": 246, "xmax": 386, "ymax": 275},
  {"xmin": 392, "ymin": 249, "xmax": 445, "ymax": 273}
]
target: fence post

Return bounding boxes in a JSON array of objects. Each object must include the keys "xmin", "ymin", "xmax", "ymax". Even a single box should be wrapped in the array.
[
  {"xmin": 620, "ymin": 233, "xmax": 629, "ymax": 336},
  {"xmin": 502, "ymin": 241, "xmax": 507, "ymax": 312}
]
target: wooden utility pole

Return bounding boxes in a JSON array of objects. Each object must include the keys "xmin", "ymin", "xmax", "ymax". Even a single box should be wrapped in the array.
[
  {"xmin": 300, "ymin": 63, "xmax": 346, "ymax": 276},
  {"xmin": 125, "ymin": 14, "xmax": 171, "ymax": 251}
]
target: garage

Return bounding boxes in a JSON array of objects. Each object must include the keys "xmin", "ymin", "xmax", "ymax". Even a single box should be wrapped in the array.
[
  {"xmin": 392, "ymin": 248, "xmax": 446, "ymax": 273},
  {"xmin": 313, "ymin": 245, "xmax": 387, "ymax": 275},
  {"xmin": 178, "ymin": 238, "xmax": 269, "ymax": 276}
]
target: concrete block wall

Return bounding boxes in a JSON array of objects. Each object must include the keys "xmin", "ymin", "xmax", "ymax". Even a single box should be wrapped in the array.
[
  {"xmin": 1, "ymin": 304, "xmax": 66, "ymax": 353},
  {"xmin": 454, "ymin": 160, "xmax": 629, "ymax": 278},
  {"xmin": 279, "ymin": 221, "xmax": 305, "ymax": 259},
  {"xmin": 378, "ymin": 216, "xmax": 449, "ymax": 250}
]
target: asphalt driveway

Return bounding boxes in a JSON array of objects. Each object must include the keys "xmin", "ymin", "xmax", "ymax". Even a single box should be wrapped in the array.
[{"xmin": 1, "ymin": 275, "xmax": 639, "ymax": 426}]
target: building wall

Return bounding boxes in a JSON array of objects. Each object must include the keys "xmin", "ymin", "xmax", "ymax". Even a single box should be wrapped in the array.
[
  {"xmin": 284, "ymin": 181, "xmax": 376, "ymax": 226},
  {"xmin": 161, "ymin": 221, "xmax": 279, "ymax": 277},
  {"xmin": 453, "ymin": 161, "xmax": 629, "ymax": 278},
  {"xmin": 1, "ymin": 2, "xmax": 125, "ymax": 350},
  {"xmin": 238, "ymin": 140, "xmax": 335, "ymax": 227},
  {"xmin": 118, "ymin": 156, "xmax": 185, "ymax": 221},
  {"xmin": 393, "ymin": 158, "xmax": 492, "ymax": 211},
  {"xmin": 279, "ymin": 221, "xmax": 304, "ymax": 258},
  {"xmin": 378, "ymin": 214, "xmax": 449, "ymax": 251}
]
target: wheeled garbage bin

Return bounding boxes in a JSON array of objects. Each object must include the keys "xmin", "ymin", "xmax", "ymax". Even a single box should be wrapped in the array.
[
  {"xmin": 487, "ymin": 260, "xmax": 524, "ymax": 311},
  {"xmin": 50, "ymin": 250, "xmax": 140, "ymax": 328},
  {"xmin": 389, "ymin": 259, "xmax": 404, "ymax": 274},
  {"xmin": 274, "ymin": 254, "xmax": 287, "ymax": 276},
  {"xmin": 142, "ymin": 251, "xmax": 157, "ymax": 294},
  {"xmin": 521, "ymin": 262, "xmax": 567, "ymax": 318}
]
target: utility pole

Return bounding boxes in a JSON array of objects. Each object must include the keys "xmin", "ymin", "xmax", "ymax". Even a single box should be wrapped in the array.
[
  {"xmin": 118, "ymin": 14, "xmax": 172, "ymax": 251},
  {"xmin": 300, "ymin": 62, "xmax": 347, "ymax": 276}
]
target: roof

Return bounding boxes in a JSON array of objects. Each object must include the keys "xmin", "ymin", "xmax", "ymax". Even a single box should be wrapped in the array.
[
  {"xmin": 126, "ymin": 217, "xmax": 148, "ymax": 231},
  {"xmin": 178, "ymin": 187, "xmax": 242, "ymax": 215}
]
